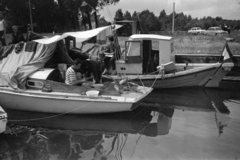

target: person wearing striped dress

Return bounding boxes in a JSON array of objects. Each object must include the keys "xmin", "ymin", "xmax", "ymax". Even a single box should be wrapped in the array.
[{"xmin": 65, "ymin": 59, "xmax": 84, "ymax": 85}]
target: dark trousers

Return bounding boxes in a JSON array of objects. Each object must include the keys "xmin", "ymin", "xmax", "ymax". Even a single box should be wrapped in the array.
[
  {"xmin": 0, "ymin": 31, "xmax": 6, "ymax": 46},
  {"xmin": 104, "ymin": 56, "xmax": 116, "ymax": 70}
]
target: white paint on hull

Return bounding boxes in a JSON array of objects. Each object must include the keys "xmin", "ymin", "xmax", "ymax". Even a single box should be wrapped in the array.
[{"xmin": 0, "ymin": 86, "xmax": 152, "ymax": 114}]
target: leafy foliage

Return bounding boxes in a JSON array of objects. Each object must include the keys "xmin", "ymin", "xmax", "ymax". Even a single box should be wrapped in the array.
[
  {"xmin": 114, "ymin": 9, "xmax": 124, "ymax": 20},
  {"xmin": 2, "ymin": 0, "xmax": 119, "ymax": 33},
  {"xmin": 115, "ymin": 9, "xmax": 240, "ymax": 32},
  {"xmin": 2, "ymin": 0, "xmax": 239, "ymax": 33},
  {"xmin": 123, "ymin": 11, "xmax": 132, "ymax": 20}
]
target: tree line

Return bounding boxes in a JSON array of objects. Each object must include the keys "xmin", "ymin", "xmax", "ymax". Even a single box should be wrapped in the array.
[
  {"xmin": 0, "ymin": 0, "xmax": 119, "ymax": 33},
  {"xmin": 114, "ymin": 9, "xmax": 240, "ymax": 32},
  {"xmin": 1, "ymin": 0, "xmax": 239, "ymax": 33}
]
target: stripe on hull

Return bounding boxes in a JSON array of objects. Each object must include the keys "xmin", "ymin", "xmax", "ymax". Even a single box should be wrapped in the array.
[{"xmin": 132, "ymin": 67, "xmax": 217, "ymax": 88}]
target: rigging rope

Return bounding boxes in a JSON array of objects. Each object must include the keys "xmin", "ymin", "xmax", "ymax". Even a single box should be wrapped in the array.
[{"xmin": 8, "ymin": 101, "xmax": 95, "ymax": 122}]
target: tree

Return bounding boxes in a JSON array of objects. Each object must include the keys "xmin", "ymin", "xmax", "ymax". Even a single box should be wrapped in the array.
[
  {"xmin": 158, "ymin": 10, "xmax": 167, "ymax": 30},
  {"xmin": 123, "ymin": 11, "xmax": 131, "ymax": 20},
  {"xmin": 159, "ymin": 9, "xmax": 166, "ymax": 19},
  {"xmin": 131, "ymin": 11, "xmax": 138, "ymax": 20},
  {"xmin": 139, "ymin": 10, "xmax": 161, "ymax": 32},
  {"xmin": 114, "ymin": 9, "xmax": 124, "ymax": 20},
  {"xmin": 3, "ymin": 0, "xmax": 58, "ymax": 32}
]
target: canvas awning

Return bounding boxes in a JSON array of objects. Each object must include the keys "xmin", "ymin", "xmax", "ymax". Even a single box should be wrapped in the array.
[
  {"xmin": 0, "ymin": 25, "xmax": 122, "ymax": 89},
  {"xmin": 34, "ymin": 25, "xmax": 122, "ymax": 44}
]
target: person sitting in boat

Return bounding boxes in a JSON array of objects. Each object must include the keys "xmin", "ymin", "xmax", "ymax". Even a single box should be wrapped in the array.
[
  {"xmin": 65, "ymin": 59, "xmax": 86, "ymax": 86},
  {"xmin": 102, "ymin": 35, "xmax": 121, "ymax": 75},
  {"xmin": 9, "ymin": 25, "xmax": 26, "ymax": 45},
  {"xmin": 80, "ymin": 59, "xmax": 102, "ymax": 84}
]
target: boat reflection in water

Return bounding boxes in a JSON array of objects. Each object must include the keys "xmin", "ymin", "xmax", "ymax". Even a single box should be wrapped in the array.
[
  {"xmin": 1, "ymin": 106, "xmax": 173, "ymax": 160},
  {"xmin": 143, "ymin": 88, "xmax": 235, "ymax": 114},
  {"xmin": 1, "ymin": 88, "xmax": 239, "ymax": 160}
]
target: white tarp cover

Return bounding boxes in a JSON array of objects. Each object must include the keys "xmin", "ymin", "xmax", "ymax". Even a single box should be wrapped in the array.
[
  {"xmin": 34, "ymin": 25, "xmax": 122, "ymax": 44},
  {"xmin": 0, "ymin": 43, "xmax": 57, "ymax": 89},
  {"xmin": 0, "ymin": 25, "xmax": 122, "ymax": 89}
]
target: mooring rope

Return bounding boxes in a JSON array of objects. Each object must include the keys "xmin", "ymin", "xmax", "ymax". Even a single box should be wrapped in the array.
[
  {"xmin": 8, "ymin": 100, "xmax": 95, "ymax": 122},
  {"xmin": 151, "ymin": 69, "xmax": 163, "ymax": 88}
]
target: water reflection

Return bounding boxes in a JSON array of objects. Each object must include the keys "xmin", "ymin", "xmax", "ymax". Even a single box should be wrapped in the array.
[
  {"xmin": 1, "ymin": 106, "xmax": 173, "ymax": 160},
  {"xmin": 1, "ymin": 88, "xmax": 240, "ymax": 160},
  {"xmin": 143, "ymin": 88, "xmax": 239, "ymax": 114}
]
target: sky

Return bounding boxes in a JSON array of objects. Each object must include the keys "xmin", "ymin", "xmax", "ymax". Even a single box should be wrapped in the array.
[{"xmin": 99, "ymin": 0, "xmax": 240, "ymax": 22}]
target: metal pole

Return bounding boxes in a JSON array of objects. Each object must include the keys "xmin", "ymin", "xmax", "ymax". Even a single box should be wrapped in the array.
[
  {"xmin": 29, "ymin": 0, "xmax": 33, "ymax": 31},
  {"xmin": 172, "ymin": 2, "xmax": 175, "ymax": 33}
]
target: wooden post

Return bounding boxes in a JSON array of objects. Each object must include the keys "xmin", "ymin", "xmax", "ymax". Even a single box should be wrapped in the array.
[{"xmin": 172, "ymin": 2, "xmax": 175, "ymax": 34}]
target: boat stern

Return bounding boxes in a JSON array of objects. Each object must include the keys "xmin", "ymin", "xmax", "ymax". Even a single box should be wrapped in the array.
[
  {"xmin": 222, "ymin": 62, "xmax": 234, "ymax": 72},
  {"xmin": 205, "ymin": 62, "xmax": 234, "ymax": 87}
]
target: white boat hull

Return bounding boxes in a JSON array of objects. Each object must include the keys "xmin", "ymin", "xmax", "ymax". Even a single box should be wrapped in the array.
[
  {"xmin": 0, "ymin": 86, "xmax": 152, "ymax": 114},
  {"xmin": 108, "ymin": 63, "xmax": 233, "ymax": 88}
]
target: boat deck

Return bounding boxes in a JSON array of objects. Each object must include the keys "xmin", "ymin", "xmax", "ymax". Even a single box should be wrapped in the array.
[{"xmin": 0, "ymin": 85, "xmax": 151, "ymax": 103}]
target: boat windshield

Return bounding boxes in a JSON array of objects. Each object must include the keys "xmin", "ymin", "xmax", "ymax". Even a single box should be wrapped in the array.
[{"xmin": 125, "ymin": 41, "xmax": 141, "ymax": 57}]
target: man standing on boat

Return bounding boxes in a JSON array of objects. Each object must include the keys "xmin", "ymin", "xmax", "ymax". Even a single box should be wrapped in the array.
[
  {"xmin": 0, "ymin": 11, "xmax": 7, "ymax": 46},
  {"xmin": 65, "ymin": 59, "xmax": 85, "ymax": 85},
  {"xmin": 102, "ymin": 35, "xmax": 121, "ymax": 75}
]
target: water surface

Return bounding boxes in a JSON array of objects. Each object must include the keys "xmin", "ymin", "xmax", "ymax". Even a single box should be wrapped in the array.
[{"xmin": 0, "ymin": 88, "xmax": 240, "ymax": 160}]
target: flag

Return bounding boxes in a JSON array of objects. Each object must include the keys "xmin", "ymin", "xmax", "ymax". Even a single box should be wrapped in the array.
[{"xmin": 221, "ymin": 42, "xmax": 233, "ymax": 61}]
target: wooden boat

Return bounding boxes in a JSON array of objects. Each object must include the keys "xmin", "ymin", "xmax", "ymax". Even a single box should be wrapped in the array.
[
  {"xmin": 0, "ymin": 26, "xmax": 152, "ymax": 114},
  {"xmin": 102, "ymin": 34, "xmax": 234, "ymax": 88},
  {"xmin": 175, "ymin": 54, "xmax": 240, "ymax": 78},
  {"xmin": 0, "ymin": 106, "xmax": 7, "ymax": 133}
]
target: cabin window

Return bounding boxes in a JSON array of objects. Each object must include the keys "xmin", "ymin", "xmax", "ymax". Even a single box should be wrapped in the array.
[
  {"xmin": 27, "ymin": 80, "xmax": 44, "ymax": 89},
  {"xmin": 152, "ymin": 39, "xmax": 159, "ymax": 50},
  {"xmin": 125, "ymin": 41, "xmax": 141, "ymax": 57}
]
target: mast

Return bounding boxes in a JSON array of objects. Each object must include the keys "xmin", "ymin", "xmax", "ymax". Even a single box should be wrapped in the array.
[
  {"xmin": 172, "ymin": 2, "xmax": 175, "ymax": 33},
  {"xmin": 29, "ymin": 0, "xmax": 33, "ymax": 31}
]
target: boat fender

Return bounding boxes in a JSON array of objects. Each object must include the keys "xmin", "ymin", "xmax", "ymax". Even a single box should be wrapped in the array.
[{"xmin": 42, "ymin": 84, "xmax": 52, "ymax": 92}]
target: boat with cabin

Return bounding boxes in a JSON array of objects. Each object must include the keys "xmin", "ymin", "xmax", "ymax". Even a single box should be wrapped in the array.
[{"xmin": 102, "ymin": 34, "xmax": 234, "ymax": 88}]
